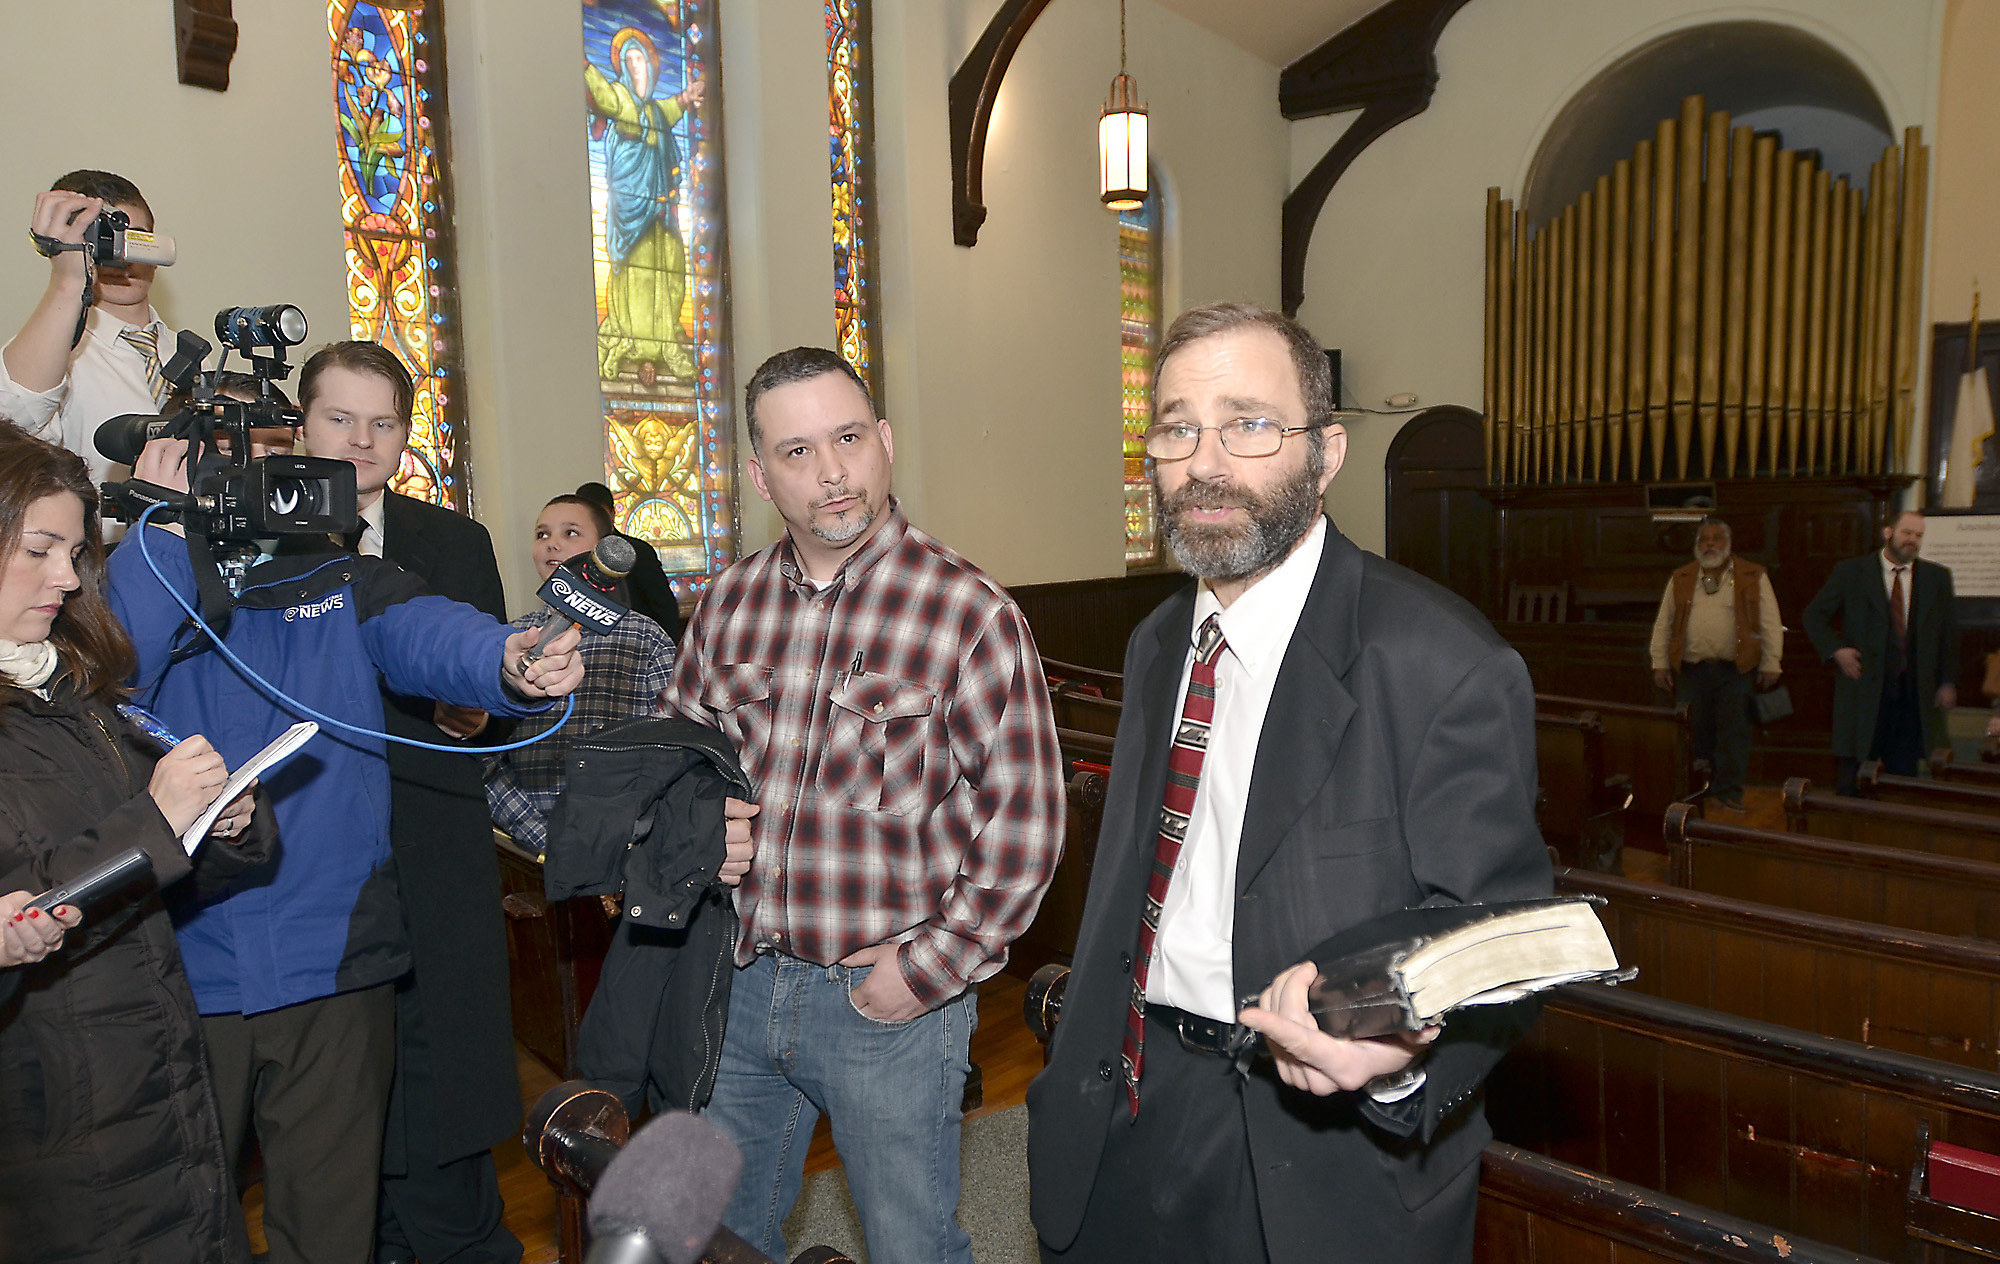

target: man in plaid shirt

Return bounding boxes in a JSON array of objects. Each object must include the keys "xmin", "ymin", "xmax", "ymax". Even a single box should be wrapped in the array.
[{"xmin": 662, "ymin": 346, "xmax": 1064, "ymax": 1264}]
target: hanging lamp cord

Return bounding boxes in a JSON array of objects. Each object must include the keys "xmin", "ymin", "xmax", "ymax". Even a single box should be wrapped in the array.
[{"xmin": 1119, "ymin": 0, "xmax": 1128, "ymax": 75}]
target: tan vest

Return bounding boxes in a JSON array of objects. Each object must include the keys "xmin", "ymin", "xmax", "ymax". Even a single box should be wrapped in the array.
[{"xmin": 1666, "ymin": 557, "xmax": 1767, "ymax": 674}]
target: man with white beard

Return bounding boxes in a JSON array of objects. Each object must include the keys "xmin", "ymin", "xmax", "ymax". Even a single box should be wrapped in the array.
[{"xmin": 1648, "ymin": 517, "xmax": 1784, "ymax": 812}]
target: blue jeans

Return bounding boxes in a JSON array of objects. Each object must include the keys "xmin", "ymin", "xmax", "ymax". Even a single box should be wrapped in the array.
[{"xmin": 704, "ymin": 952, "xmax": 977, "ymax": 1264}]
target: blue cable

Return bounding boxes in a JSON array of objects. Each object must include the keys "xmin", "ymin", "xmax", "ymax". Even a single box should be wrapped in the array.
[{"xmin": 131, "ymin": 501, "xmax": 575, "ymax": 753}]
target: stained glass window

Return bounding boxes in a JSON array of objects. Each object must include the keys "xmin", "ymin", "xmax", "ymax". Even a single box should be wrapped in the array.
[
  {"xmin": 827, "ymin": 0, "xmax": 879, "ymax": 403},
  {"xmin": 584, "ymin": 0, "xmax": 735, "ymax": 596},
  {"xmin": 1121, "ymin": 189, "xmax": 1162, "ymax": 568},
  {"xmin": 329, "ymin": 1, "xmax": 467, "ymax": 509}
]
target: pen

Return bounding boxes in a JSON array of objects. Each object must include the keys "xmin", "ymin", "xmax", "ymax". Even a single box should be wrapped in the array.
[
  {"xmin": 117, "ymin": 703, "xmax": 182, "ymax": 749},
  {"xmin": 850, "ymin": 651, "xmax": 864, "ymax": 676}
]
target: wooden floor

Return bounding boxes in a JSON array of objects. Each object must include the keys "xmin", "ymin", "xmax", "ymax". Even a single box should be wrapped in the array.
[
  {"xmin": 249, "ymin": 971, "xmax": 1036, "ymax": 1263},
  {"xmin": 248, "ymin": 790, "xmax": 1775, "ymax": 1262}
]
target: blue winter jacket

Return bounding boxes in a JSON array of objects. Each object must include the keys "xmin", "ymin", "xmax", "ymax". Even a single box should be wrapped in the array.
[{"xmin": 107, "ymin": 525, "xmax": 542, "ymax": 1016}]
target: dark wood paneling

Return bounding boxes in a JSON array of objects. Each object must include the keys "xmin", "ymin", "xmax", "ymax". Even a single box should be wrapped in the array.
[
  {"xmin": 1009, "ymin": 571, "xmax": 1189, "ymax": 672},
  {"xmin": 1386, "ymin": 405, "xmax": 1496, "ymax": 614}
]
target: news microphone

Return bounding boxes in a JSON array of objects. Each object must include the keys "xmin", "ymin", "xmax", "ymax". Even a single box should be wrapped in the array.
[
  {"xmin": 586, "ymin": 1112, "xmax": 743, "ymax": 1264},
  {"xmin": 524, "ymin": 534, "xmax": 636, "ymax": 664},
  {"xmin": 26, "ymin": 846, "xmax": 155, "ymax": 915}
]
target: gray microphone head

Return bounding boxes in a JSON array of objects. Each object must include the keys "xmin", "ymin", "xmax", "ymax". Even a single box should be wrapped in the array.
[
  {"xmin": 592, "ymin": 533, "xmax": 637, "ymax": 580},
  {"xmin": 587, "ymin": 1112, "xmax": 742, "ymax": 1264}
]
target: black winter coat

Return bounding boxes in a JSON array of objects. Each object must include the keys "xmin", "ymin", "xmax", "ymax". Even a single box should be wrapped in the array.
[
  {"xmin": 0, "ymin": 681, "xmax": 272, "ymax": 1264},
  {"xmin": 546, "ymin": 716, "xmax": 748, "ymax": 1116}
]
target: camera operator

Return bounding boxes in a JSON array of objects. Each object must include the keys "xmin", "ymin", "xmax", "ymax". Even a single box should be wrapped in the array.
[
  {"xmin": 0, "ymin": 171, "xmax": 177, "ymax": 489},
  {"xmin": 104, "ymin": 429, "xmax": 585, "ymax": 1264},
  {"xmin": 297, "ymin": 340, "xmax": 524, "ymax": 1264}
]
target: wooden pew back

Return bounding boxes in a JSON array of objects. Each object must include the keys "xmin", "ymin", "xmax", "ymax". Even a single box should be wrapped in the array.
[
  {"xmin": 1538, "ymin": 693, "xmax": 1707, "ymax": 851},
  {"xmin": 1931, "ymin": 749, "xmax": 2000, "ymax": 791},
  {"xmin": 1488, "ymin": 982, "xmax": 2000, "ymax": 1260},
  {"xmin": 1477, "ymin": 1145, "xmax": 1880, "ymax": 1264},
  {"xmin": 1784, "ymin": 779, "xmax": 2000, "ymax": 865},
  {"xmin": 1859, "ymin": 761, "xmax": 2000, "ymax": 816},
  {"xmin": 1557, "ymin": 868, "xmax": 2000, "ymax": 1072},
  {"xmin": 1535, "ymin": 710, "xmax": 1629, "ymax": 868},
  {"xmin": 1665, "ymin": 805, "xmax": 2000, "ymax": 941}
]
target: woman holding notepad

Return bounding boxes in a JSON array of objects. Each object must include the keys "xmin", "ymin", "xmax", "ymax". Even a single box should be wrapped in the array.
[{"xmin": 0, "ymin": 431, "xmax": 270, "ymax": 1264}]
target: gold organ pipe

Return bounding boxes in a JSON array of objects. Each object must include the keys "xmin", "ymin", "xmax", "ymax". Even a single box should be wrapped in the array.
[
  {"xmin": 1607, "ymin": 159, "xmax": 1632, "ymax": 481},
  {"xmin": 1743, "ymin": 134, "xmax": 1775, "ymax": 476},
  {"xmin": 1573, "ymin": 196, "xmax": 1593, "ymax": 480},
  {"xmin": 1854, "ymin": 161, "xmax": 1883, "ymax": 474},
  {"xmin": 1892, "ymin": 132, "xmax": 1927, "ymax": 475},
  {"xmin": 1765, "ymin": 148, "xmax": 1795, "ymax": 476},
  {"xmin": 1629, "ymin": 139, "xmax": 1654, "ymax": 480},
  {"xmin": 1672, "ymin": 96, "xmax": 1704, "ymax": 479},
  {"xmin": 1556, "ymin": 207, "xmax": 1575, "ymax": 481},
  {"xmin": 1484, "ymin": 187, "xmax": 1499, "ymax": 482},
  {"xmin": 1827, "ymin": 182, "xmax": 1858, "ymax": 474},
  {"xmin": 1802, "ymin": 168, "xmax": 1831, "ymax": 475},
  {"xmin": 1649, "ymin": 117, "xmax": 1676, "ymax": 479},
  {"xmin": 1533, "ymin": 224, "xmax": 1550, "ymax": 482},
  {"xmin": 1870, "ymin": 146, "xmax": 1902, "ymax": 473},
  {"xmin": 1697, "ymin": 109, "xmax": 1729, "ymax": 479},
  {"xmin": 1497, "ymin": 200, "xmax": 1516, "ymax": 484},
  {"xmin": 1510, "ymin": 207, "xmax": 1528, "ymax": 483},
  {"xmin": 1588, "ymin": 174, "xmax": 1611, "ymax": 481},
  {"xmin": 1721, "ymin": 125, "xmax": 1752, "ymax": 477},
  {"xmin": 1783, "ymin": 155, "xmax": 1813, "ymax": 474}
]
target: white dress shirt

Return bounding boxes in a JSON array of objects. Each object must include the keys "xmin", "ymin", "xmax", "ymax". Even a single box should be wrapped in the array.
[
  {"xmin": 0, "ymin": 305, "xmax": 172, "ymax": 489},
  {"xmin": 1150, "ymin": 517, "xmax": 1327, "ymax": 1022},
  {"xmin": 355, "ymin": 494, "xmax": 387, "ymax": 558}
]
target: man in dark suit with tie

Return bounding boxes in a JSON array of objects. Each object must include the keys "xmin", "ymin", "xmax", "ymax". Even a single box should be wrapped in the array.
[
  {"xmin": 1026, "ymin": 302, "xmax": 1552, "ymax": 1264},
  {"xmin": 1803, "ymin": 510, "xmax": 1960, "ymax": 795},
  {"xmin": 298, "ymin": 341, "xmax": 524, "ymax": 1264}
]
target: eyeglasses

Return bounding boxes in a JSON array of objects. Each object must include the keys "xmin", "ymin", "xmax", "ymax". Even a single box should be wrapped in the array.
[{"xmin": 1143, "ymin": 417, "xmax": 1313, "ymax": 461}]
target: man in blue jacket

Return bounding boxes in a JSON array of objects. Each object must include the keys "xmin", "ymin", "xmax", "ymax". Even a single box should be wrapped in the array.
[{"xmin": 106, "ymin": 437, "xmax": 584, "ymax": 1264}]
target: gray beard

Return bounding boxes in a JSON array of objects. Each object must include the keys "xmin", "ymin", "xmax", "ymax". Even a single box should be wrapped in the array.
[
  {"xmin": 1159, "ymin": 460, "xmax": 1324, "ymax": 584},
  {"xmin": 1695, "ymin": 548, "xmax": 1729, "ymax": 568},
  {"xmin": 811, "ymin": 503, "xmax": 876, "ymax": 545}
]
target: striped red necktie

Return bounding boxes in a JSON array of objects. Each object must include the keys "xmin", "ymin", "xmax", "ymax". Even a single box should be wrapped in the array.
[{"xmin": 1122, "ymin": 612, "xmax": 1227, "ymax": 1116}]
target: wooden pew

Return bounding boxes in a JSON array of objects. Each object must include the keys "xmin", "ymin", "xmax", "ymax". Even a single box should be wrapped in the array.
[
  {"xmin": 1932, "ymin": 749, "xmax": 2000, "ymax": 791},
  {"xmin": 1537, "ymin": 693, "xmax": 1708, "ymax": 853},
  {"xmin": 1664, "ymin": 805, "xmax": 2000, "ymax": 941},
  {"xmin": 1477, "ymin": 1145, "xmax": 1882, "ymax": 1264},
  {"xmin": 497, "ymin": 835, "xmax": 616, "ymax": 1078},
  {"xmin": 1535, "ymin": 709, "xmax": 1631, "ymax": 869},
  {"xmin": 1041, "ymin": 657, "xmax": 1124, "ymax": 701},
  {"xmin": 1488, "ymin": 982, "xmax": 2000, "ymax": 1260},
  {"xmin": 1783, "ymin": 778, "xmax": 2000, "ymax": 865},
  {"xmin": 1008, "ymin": 761, "xmax": 1109, "ymax": 979},
  {"xmin": 1859, "ymin": 761, "xmax": 2000, "ymax": 816},
  {"xmin": 1557, "ymin": 868, "xmax": 2000, "ymax": 1072},
  {"xmin": 1046, "ymin": 686, "xmax": 1121, "ymax": 739}
]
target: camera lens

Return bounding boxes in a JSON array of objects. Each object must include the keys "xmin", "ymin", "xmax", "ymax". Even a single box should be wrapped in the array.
[{"xmin": 265, "ymin": 475, "xmax": 328, "ymax": 519}]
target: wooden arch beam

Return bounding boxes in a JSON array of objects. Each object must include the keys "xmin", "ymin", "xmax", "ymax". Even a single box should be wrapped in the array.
[
  {"xmin": 950, "ymin": 0, "xmax": 1057, "ymax": 247},
  {"xmin": 1279, "ymin": 0, "xmax": 1473, "ymax": 316}
]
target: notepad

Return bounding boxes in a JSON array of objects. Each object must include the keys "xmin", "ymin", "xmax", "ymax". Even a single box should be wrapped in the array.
[{"xmin": 182, "ymin": 721, "xmax": 318, "ymax": 853}]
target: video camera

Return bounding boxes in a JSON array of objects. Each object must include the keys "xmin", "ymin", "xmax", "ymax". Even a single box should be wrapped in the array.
[
  {"xmin": 30, "ymin": 204, "xmax": 177, "ymax": 270},
  {"xmin": 98, "ymin": 305, "xmax": 357, "ymax": 543}
]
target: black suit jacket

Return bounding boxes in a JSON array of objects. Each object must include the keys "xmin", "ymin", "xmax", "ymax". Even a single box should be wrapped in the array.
[
  {"xmin": 1026, "ymin": 522, "xmax": 1553, "ymax": 1264},
  {"xmin": 378, "ymin": 491, "xmax": 521, "ymax": 1160},
  {"xmin": 1802, "ymin": 552, "xmax": 1958, "ymax": 759}
]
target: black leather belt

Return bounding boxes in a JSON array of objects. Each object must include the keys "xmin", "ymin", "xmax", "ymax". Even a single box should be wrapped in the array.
[{"xmin": 1148, "ymin": 1004, "xmax": 1238, "ymax": 1056}]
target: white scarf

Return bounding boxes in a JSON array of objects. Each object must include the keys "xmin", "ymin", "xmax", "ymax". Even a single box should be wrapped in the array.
[{"xmin": 0, "ymin": 639, "xmax": 58, "ymax": 695}]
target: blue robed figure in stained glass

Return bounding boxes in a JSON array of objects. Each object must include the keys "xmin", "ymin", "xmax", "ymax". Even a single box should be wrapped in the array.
[{"xmin": 588, "ymin": 26, "xmax": 706, "ymax": 383}]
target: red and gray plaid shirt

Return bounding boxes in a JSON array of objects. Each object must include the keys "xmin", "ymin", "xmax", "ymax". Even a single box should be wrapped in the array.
[{"xmin": 662, "ymin": 501, "xmax": 1065, "ymax": 1008}]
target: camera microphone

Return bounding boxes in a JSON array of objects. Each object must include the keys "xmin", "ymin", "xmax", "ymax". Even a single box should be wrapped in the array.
[
  {"xmin": 586, "ymin": 1112, "xmax": 741, "ymax": 1264},
  {"xmin": 524, "ymin": 534, "xmax": 636, "ymax": 664}
]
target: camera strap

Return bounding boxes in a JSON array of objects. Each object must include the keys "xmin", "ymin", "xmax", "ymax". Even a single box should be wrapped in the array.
[
  {"xmin": 28, "ymin": 232, "xmax": 97, "ymax": 349},
  {"xmin": 167, "ymin": 529, "xmax": 238, "ymax": 663}
]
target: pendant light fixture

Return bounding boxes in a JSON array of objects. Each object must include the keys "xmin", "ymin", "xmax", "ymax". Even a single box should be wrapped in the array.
[{"xmin": 1099, "ymin": 0, "xmax": 1148, "ymax": 210}]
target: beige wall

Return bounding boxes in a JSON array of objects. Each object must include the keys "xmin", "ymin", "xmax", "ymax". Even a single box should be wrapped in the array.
[
  {"xmin": 1296, "ymin": 0, "xmax": 1948, "ymax": 554},
  {"xmin": 0, "ymin": 0, "xmax": 1285, "ymax": 601},
  {"xmin": 0, "ymin": 1, "xmax": 348, "ymax": 400},
  {"xmin": 1929, "ymin": 0, "xmax": 2000, "ymax": 328}
]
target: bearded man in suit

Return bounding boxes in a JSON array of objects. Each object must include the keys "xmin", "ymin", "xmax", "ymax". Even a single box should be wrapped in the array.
[
  {"xmin": 1803, "ymin": 510, "xmax": 1960, "ymax": 795},
  {"xmin": 1026, "ymin": 302, "xmax": 1552, "ymax": 1264}
]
